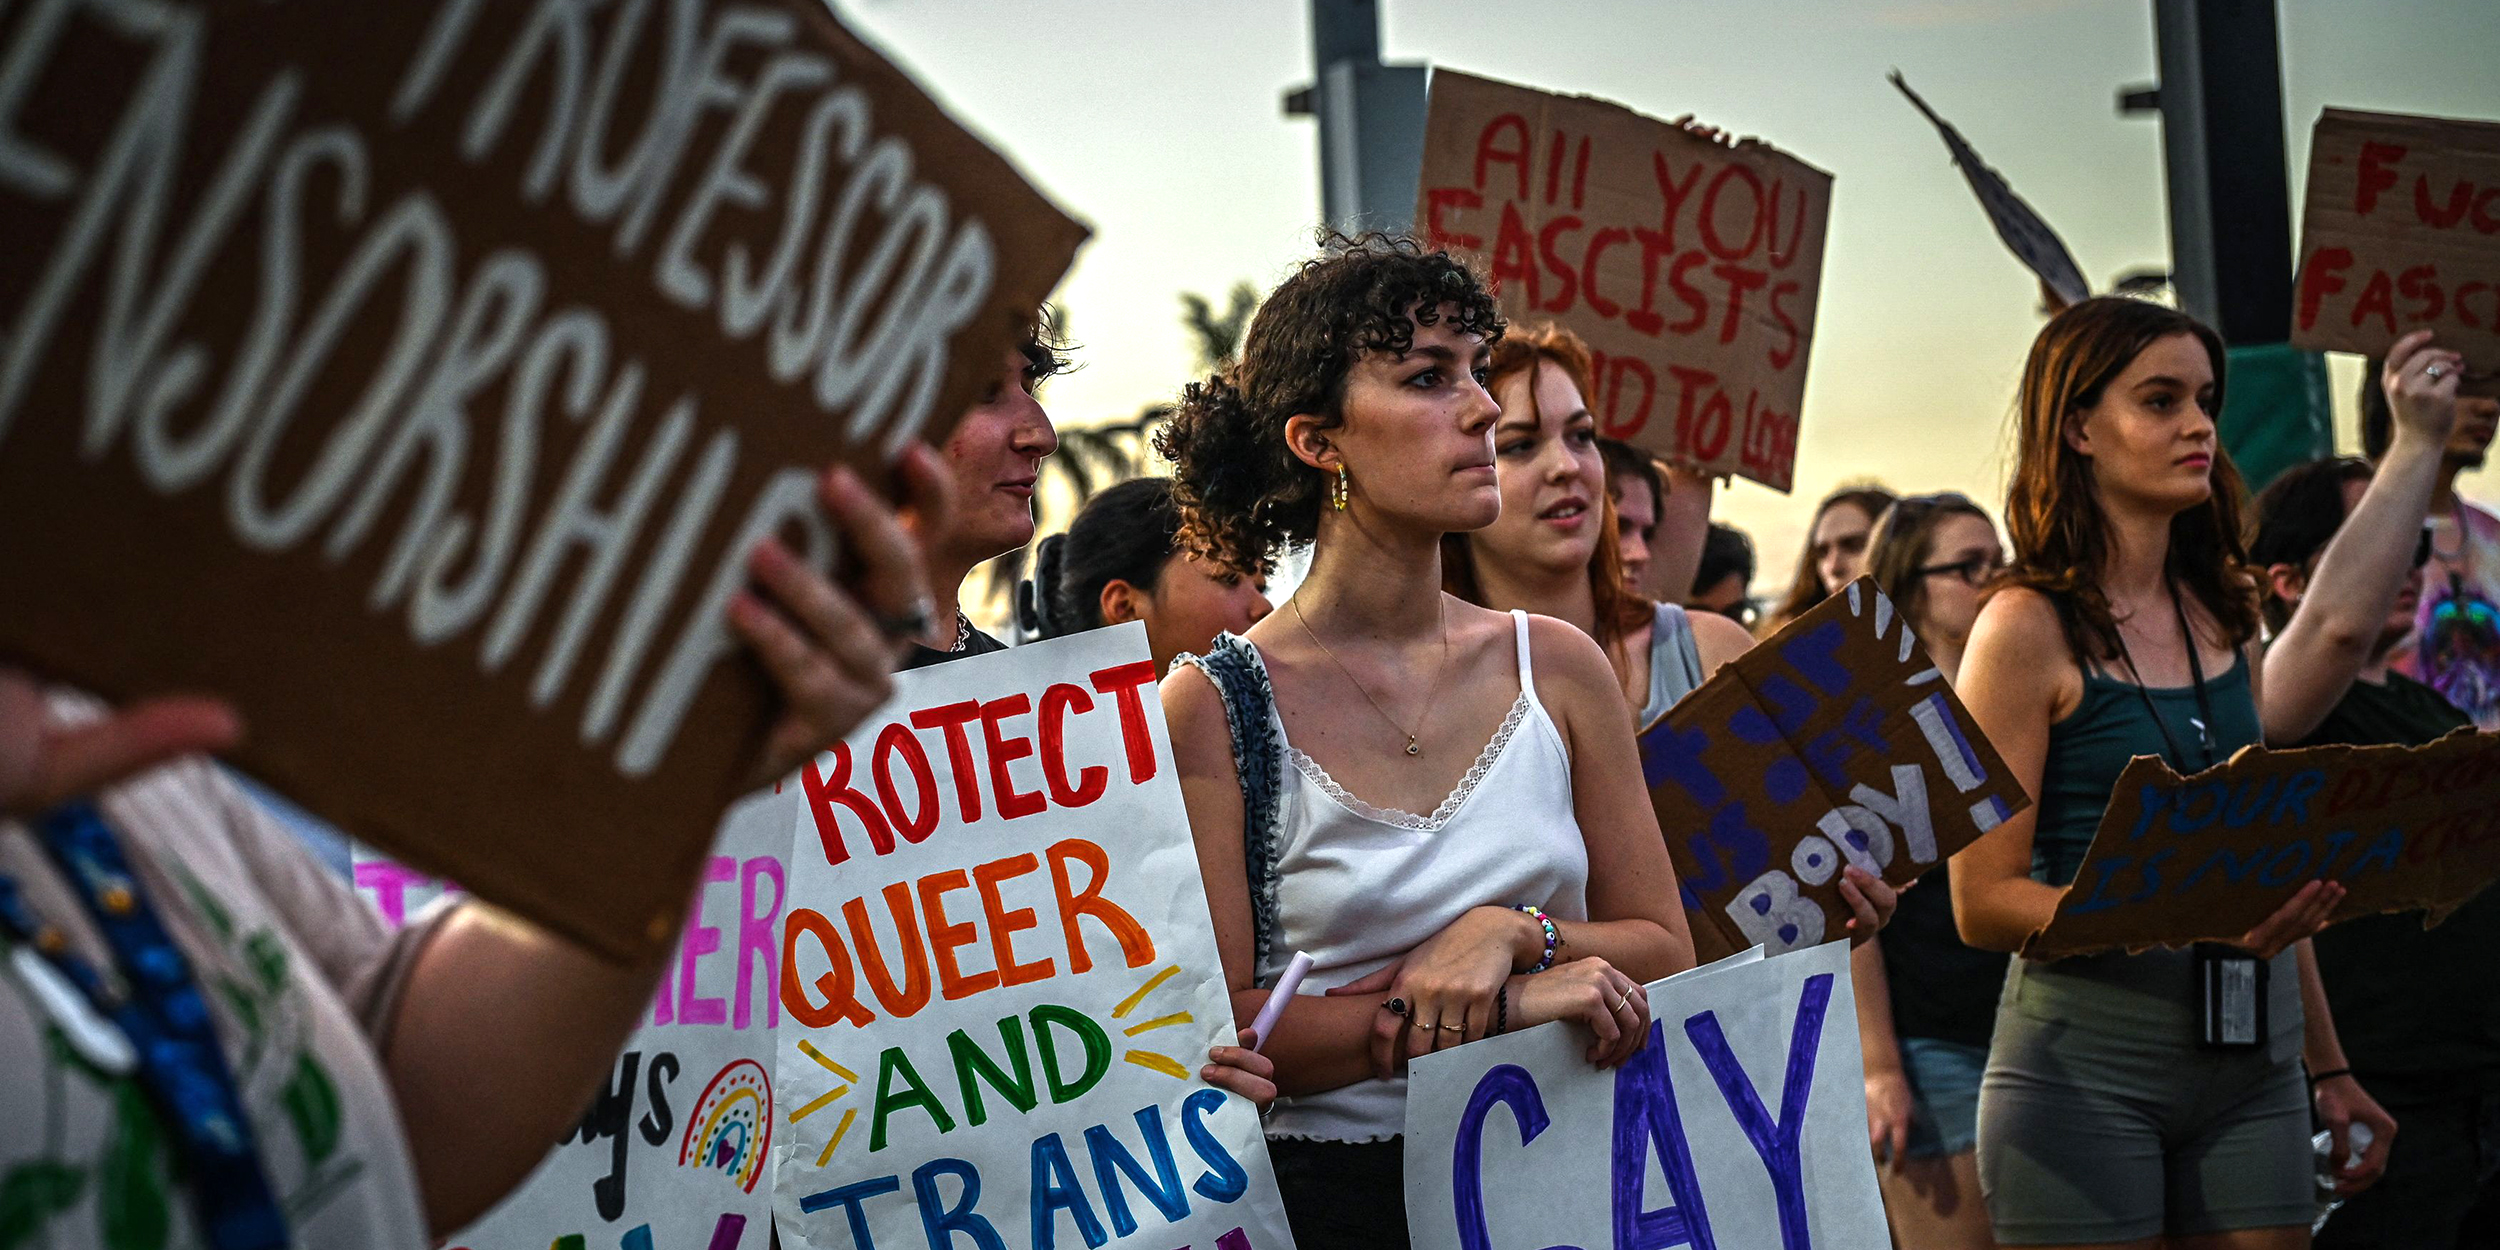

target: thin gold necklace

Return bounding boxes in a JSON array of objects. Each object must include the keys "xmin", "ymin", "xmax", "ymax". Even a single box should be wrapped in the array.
[{"xmin": 1290, "ymin": 595, "xmax": 1449, "ymax": 757}]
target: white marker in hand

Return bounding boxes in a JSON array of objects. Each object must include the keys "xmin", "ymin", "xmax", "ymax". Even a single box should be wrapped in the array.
[{"xmin": 1249, "ymin": 951, "xmax": 1315, "ymax": 1053}]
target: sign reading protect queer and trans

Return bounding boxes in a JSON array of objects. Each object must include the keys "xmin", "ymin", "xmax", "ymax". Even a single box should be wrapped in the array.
[
  {"xmin": 1414, "ymin": 69, "xmax": 1831, "ymax": 491},
  {"xmin": 353, "ymin": 787, "xmax": 796, "ymax": 1250},
  {"xmin": 772, "ymin": 625, "xmax": 1292, "ymax": 1250},
  {"xmin": 2026, "ymin": 731, "xmax": 2500, "ymax": 959},
  {"xmin": 1640, "ymin": 580, "xmax": 2029, "ymax": 957},
  {"xmin": 1403, "ymin": 944, "xmax": 1884, "ymax": 1250},
  {"xmin": 0, "ymin": 0, "xmax": 1088, "ymax": 963}
]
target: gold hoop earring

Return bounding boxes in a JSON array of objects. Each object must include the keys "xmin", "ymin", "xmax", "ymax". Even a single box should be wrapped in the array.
[{"xmin": 1332, "ymin": 465, "xmax": 1349, "ymax": 511}]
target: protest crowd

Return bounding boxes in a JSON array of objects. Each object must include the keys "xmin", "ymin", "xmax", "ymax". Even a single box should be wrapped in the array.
[{"xmin": 2, "ymin": 5, "xmax": 2496, "ymax": 1250}]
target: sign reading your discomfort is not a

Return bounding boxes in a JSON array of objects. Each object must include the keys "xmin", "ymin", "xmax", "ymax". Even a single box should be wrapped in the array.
[{"xmin": 0, "ymin": 0, "xmax": 1088, "ymax": 961}]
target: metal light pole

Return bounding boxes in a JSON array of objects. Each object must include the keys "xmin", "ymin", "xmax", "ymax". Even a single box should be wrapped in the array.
[{"xmin": 1282, "ymin": 0, "xmax": 1427, "ymax": 235}]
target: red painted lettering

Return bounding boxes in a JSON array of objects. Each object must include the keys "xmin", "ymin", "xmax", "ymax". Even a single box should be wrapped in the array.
[
  {"xmin": 2296, "ymin": 247, "xmax": 2353, "ymax": 331},
  {"xmin": 1537, "ymin": 214, "xmax": 1584, "ymax": 311},
  {"xmin": 2397, "ymin": 265, "xmax": 2444, "ymax": 323},
  {"xmin": 2350, "ymin": 269, "xmax": 2399, "ymax": 333},
  {"xmin": 1581, "ymin": 227, "xmax": 1629, "ymax": 318},
  {"xmin": 1712, "ymin": 262, "xmax": 1768, "ymax": 345},
  {"xmin": 1699, "ymin": 163, "xmax": 1765, "ymax": 261},
  {"xmin": 974, "ymin": 853, "xmax": 1054, "ymax": 988},
  {"xmin": 1088, "ymin": 660, "xmax": 1161, "ymax": 783},
  {"xmin": 1489, "ymin": 201, "xmax": 1541, "ymax": 305},
  {"xmin": 919, "ymin": 869, "xmax": 997, "ymax": 1001},
  {"xmin": 873, "ymin": 722, "xmax": 940, "ymax": 842},
  {"xmin": 802, "ymin": 747, "xmax": 890, "ymax": 866},
  {"xmin": 1039, "ymin": 683, "xmax": 1110, "ymax": 808},
  {"xmin": 844, "ymin": 883, "xmax": 931, "ymax": 1018},
  {"xmin": 910, "ymin": 700, "xmax": 986, "ymax": 822},
  {"xmin": 1475, "ymin": 114, "xmax": 1533, "ymax": 197},
  {"xmin": 781, "ymin": 907, "xmax": 873, "ymax": 1029},
  {"xmin": 2355, "ymin": 141, "xmax": 2406, "ymax": 215},
  {"xmin": 979, "ymin": 694, "xmax": 1045, "ymax": 820},
  {"xmin": 2415, "ymin": 175, "xmax": 2472, "ymax": 229},
  {"xmin": 1424, "ymin": 186, "xmax": 1484, "ymax": 252},
  {"xmin": 1048, "ymin": 838, "xmax": 1155, "ymax": 974}
]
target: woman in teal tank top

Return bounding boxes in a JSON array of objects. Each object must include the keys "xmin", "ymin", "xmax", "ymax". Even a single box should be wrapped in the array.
[{"xmin": 1951, "ymin": 298, "xmax": 2390, "ymax": 1249}]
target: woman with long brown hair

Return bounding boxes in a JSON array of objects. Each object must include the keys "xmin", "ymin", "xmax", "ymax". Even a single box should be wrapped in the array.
[
  {"xmin": 1761, "ymin": 483, "xmax": 1897, "ymax": 634},
  {"xmin": 1441, "ymin": 325, "xmax": 1757, "ymax": 728},
  {"xmin": 1951, "ymin": 297, "xmax": 2392, "ymax": 1247}
]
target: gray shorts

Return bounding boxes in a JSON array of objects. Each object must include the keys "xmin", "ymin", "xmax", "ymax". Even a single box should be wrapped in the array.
[{"xmin": 1977, "ymin": 1006, "xmax": 2315, "ymax": 1244}]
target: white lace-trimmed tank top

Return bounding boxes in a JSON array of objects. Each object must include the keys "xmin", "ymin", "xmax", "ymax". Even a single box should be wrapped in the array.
[{"xmin": 1254, "ymin": 608, "xmax": 1589, "ymax": 1142}]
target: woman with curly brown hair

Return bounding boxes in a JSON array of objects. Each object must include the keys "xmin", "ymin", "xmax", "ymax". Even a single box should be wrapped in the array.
[
  {"xmin": 1153, "ymin": 237, "xmax": 1695, "ymax": 1247},
  {"xmin": 1950, "ymin": 297, "xmax": 2393, "ymax": 1248}
]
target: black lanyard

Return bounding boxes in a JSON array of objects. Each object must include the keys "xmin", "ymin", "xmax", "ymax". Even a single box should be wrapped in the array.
[{"xmin": 2112, "ymin": 583, "xmax": 2218, "ymax": 773}]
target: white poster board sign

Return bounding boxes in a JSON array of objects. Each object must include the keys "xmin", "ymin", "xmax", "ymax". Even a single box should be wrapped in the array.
[
  {"xmin": 1403, "ymin": 943, "xmax": 1883, "ymax": 1250},
  {"xmin": 771, "ymin": 624, "xmax": 1295, "ymax": 1250},
  {"xmin": 352, "ymin": 787, "xmax": 795, "ymax": 1249}
]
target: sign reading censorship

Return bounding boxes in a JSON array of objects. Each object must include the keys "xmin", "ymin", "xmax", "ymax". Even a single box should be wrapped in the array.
[
  {"xmin": 2292, "ymin": 108, "xmax": 2500, "ymax": 382},
  {"xmin": 1415, "ymin": 69, "xmax": 1831, "ymax": 491},
  {"xmin": 1641, "ymin": 580, "xmax": 2029, "ymax": 957},
  {"xmin": 772, "ymin": 626, "xmax": 1293, "ymax": 1250},
  {"xmin": 0, "ymin": 0, "xmax": 1087, "ymax": 960},
  {"xmin": 2026, "ymin": 731, "xmax": 2500, "ymax": 959},
  {"xmin": 1404, "ymin": 944, "xmax": 1885, "ymax": 1250}
]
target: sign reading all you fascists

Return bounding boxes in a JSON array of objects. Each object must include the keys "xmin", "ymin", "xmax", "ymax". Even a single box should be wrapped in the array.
[
  {"xmin": 1641, "ymin": 580, "xmax": 2030, "ymax": 958},
  {"xmin": 2026, "ymin": 730, "xmax": 2500, "ymax": 959},
  {"xmin": 2293, "ymin": 108, "xmax": 2500, "ymax": 383},
  {"xmin": 0, "ymin": 0, "xmax": 1087, "ymax": 960},
  {"xmin": 1415, "ymin": 69, "xmax": 1832, "ymax": 491},
  {"xmin": 773, "ymin": 626, "xmax": 1293, "ymax": 1250}
]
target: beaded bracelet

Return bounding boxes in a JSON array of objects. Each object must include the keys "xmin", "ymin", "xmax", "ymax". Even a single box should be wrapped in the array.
[
  {"xmin": 1492, "ymin": 983, "xmax": 1510, "ymax": 1036},
  {"xmin": 1514, "ymin": 903, "xmax": 1560, "ymax": 973}
]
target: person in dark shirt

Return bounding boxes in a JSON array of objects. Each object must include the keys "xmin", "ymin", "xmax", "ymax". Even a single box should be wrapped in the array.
[{"xmin": 2251, "ymin": 332, "xmax": 2495, "ymax": 1248}]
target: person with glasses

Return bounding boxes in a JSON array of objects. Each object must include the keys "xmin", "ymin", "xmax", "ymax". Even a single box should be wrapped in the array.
[
  {"xmin": 1848, "ymin": 491, "xmax": 2009, "ymax": 1250},
  {"xmin": 1951, "ymin": 297, "xmax": 2394, "ymax": 1247},
  {"xmin": 2249, "ymin": 332, "xmax": 2493, "ymax": 1249}
]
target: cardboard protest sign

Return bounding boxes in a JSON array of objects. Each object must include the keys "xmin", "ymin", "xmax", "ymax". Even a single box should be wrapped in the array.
[
  {"xmin": 1414, "ymin": 69, "xmax": 1830, "ymax": 491},
  {"xmin": 1403, "ymin": 942, "xmax": 1883, "ymax": 1250},
  {"xmin": 0, "ymin": 0, "xmax": 1088, "ymax": 961},
  {"xmin": 1641, "ymin": 579, "xmax": 2030, "ymax": 958},
  {"xmin": 2025, "ymin": 730, "xmax": 2500, "ymax": 960},
  {"xmin": 1889, "ymin": 72, "xmax": 2091, "ymax": 308},
  {"xmin": 353, "ymin": 786, "xmax": 795, "ymax": 1250},
  {"xmin": 770, "ymin": 625, "xmax": 1293, "ymax": 1250},
  {"xmin": 2292, "ymin": 108, "xmax": 2500, "ymax": 383}
]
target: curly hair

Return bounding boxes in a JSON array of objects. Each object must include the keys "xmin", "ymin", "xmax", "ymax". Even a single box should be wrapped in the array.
[
  {"xmin": 1154, "ymin": 233, "xmax": 1506, "ymax": 576},
  {"xmin": 1997, "ymin": 296, "xmax": 2259, "ymax": 662}
]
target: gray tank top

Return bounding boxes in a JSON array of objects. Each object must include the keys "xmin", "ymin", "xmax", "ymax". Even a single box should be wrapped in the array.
[{"xmin": 1635, "ymin": 601, "xmax": 1706, "ymax": 729}]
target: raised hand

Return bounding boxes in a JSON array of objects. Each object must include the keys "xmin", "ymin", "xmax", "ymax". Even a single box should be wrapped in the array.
[
  {"xmin": 1840, "ymin": 865, "xmax": 1899, "ymax": 947},
  {"xmin": 2382, "ymin": 329, "xmax": 2463, "ymax": 448}
]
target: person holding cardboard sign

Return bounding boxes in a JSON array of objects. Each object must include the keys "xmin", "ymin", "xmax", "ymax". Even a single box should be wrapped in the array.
[
  {"xmin": 1155, "ymin": 235, "xmax": 1697, "ymax": 1248},
  {"xmin": 1952, "ymin": 297, "xmax": 2392, "ymax": 1247},
  {"xmin": 0, "ymin": 452, "xmax": 948, "ymax": 1250}
]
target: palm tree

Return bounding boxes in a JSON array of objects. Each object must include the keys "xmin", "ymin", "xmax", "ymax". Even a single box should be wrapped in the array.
[{"xmin": 975, "ymin": 283, "xmax": 1258, "ymax": 630}]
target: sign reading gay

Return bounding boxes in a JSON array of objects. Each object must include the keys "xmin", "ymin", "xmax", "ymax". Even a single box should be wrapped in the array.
[
  {"xmin": 1404, "ymin": 943, "xmax": 1884, "ymax": 1250},
  {"xmin": 772, "ymin": 625, "xmax": 1293, "ymax": 1250},
  {"xmin": 1641, "ymin": 580, "xmax": 2030, "ymax": 957},
  {"xmin": 352, "ymin": 787, "xmax": 796, "ymax": 1250},
  {"xmin": 1415, "ymin": 69, "xmax": 1831, "ymax": 490},
  {"xmin": 0, "ymin": 0, "xmax": 1088, "ymax": 962},
  {"xmin": 2026, "ymin": 730, "xmax": 2500, "ymax": 959},
  {"xmin": 2292, "ymin": 108, "xmax": 2500, "ymax": 382}
]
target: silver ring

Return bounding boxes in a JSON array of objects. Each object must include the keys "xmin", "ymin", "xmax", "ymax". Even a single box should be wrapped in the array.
[
  {"xmin": 874, "ymin": 596, "xmax": 936, "ymax": 642},
  {"xmin": 2426, "ymin": 364, "xmax": 2448, "ymax": 381}
]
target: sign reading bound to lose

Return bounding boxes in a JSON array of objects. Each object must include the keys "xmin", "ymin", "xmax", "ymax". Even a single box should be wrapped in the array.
[
  {"xmin": 353, "ymin": 788, "xmax": 794, "ymax": 1250},
  {"xmin": 2292, "ymin": 108, "xmax": 2500, "ymax": 383},
  {"xmin": 2025, "ymin": 730, "xmax": 2500, "ymax": 960},
  {"xmin": 772, "ymin": 625, "xmax": 1293, "ymax": 1250},
  {"xmin": 1641, "ymin": 579, "xmax": 2030, "ymax": 958},
  {"xmin": 0, "ymin": 0, "xmax": 1088, "ymax": 961},
  {"xmin": 1403, "ymin": 943, "xmax": 1884, "ymax": 1250},
  {"xmin": 1414, "ymin": 69, "xmax": 1831, "ymax": 492}
]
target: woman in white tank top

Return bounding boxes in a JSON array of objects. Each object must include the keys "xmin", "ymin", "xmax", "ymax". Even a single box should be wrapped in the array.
[{"xmin": 1155, "ymin": 238, "xmax": 1697, "ymax": 1248}]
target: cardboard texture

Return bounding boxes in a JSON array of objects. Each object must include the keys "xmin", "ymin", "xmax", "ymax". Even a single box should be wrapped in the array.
[
  {"xmin": 2025, "ymin": 730, "xmax": 2500, "ymax": 960},
  {"xmin": 1640, "ymin": 579, "xmax": 2030, "ymax": 957},
  {"xmin": 1403, "ymin": 944, "xmax": 1885, "ymax": 1250},
  {"xmin": 2292, "ymin": 108, "xmax": 2500, "ymax": 383},
  {"xmin": 1889, "ymin": 72, "xmax": 2090, "ymax": 308},
  {"xmin": 0, "ymin": 1, "xmax": 1087, "ymax": 961},
  {"xmin": 771, "ymin": 625, "xmax": 1295, "ymax": 1250},
  {"xmin": 1414, "ymin": 69, "xmax": 1830, "ymax": 492}
]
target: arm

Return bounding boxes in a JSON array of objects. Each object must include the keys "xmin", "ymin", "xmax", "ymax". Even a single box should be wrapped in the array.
[
  {"xmin": 1949, "ymin": 589, "xmax": 2076, "ymax": 952},
  {"xmin": 2263, "ymin": 332, "xmax": 2462, "ymax": 742},
  {"xmin": 1851, "ymin": 937, "xmax": 1913, "ymax": 1165},
  {"xmin": 1539, "ymin": 616, "xmax": 1695, "ymax": 984},
  {"xmin": 1688, "ymin": 606, "xmax": 1756, "ymax": 678},
  {"xmin": 2297, "ymin": 938, "xmax": 2397, "ymax": 1194},
  {"xmin": 1650, "ymin": 464, "xmax": 1715, "ymax": 606}
]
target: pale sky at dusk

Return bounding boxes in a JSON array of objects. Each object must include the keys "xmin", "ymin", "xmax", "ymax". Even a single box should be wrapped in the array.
[{"xmin": 842, "ymin": 0, "xmax": 2498, "ymax": 592}]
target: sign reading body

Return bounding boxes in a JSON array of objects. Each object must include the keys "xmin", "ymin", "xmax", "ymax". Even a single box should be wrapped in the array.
[
  {"xmin": 2026, "ymin": 731, "xmax": 2500, "ymax": 960},
  {"xmin": 0, "ymin": 0, "xmax": 1088, "ymax": 960},
  {"xmin": 1404, "ymin": 943, "xmax": 1885, "ymax": 1250},
  {"xmin": 1415, "ymin": 69, "xmax": 1831, "ymax": 491},
  {"xmin": 1641, "ymin": 580, "xmax": 2030, "ymax": 958},
  {"xmin": 772, "ymin": 625, "xmax": 1293, "ymax": 1250},
  {"xmin": 2292, "ymin": 108, "xmax": 2500, "ymax": 381},
  {"xmin": 353, "ymin": 789, "xmax": 795, "ymax": 1250}
]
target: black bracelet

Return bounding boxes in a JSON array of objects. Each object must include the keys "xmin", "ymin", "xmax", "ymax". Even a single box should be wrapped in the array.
[
  {"xmin": 1493, "ymin": 984, "xmax": 1509, "ymax": 1037},
  {"xmin": 2308, "ymin": 1066, "xmax": 2354, "ymax": 1086}
]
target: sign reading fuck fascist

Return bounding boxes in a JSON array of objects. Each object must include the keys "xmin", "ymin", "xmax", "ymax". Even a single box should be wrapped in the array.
[
  {"xmin": 0, "ymin": 0, "xmax": 1088, "ymax": 960},
  {"xmin": 2292, "ymin": 108, "xmax": 2500, "ymax": 382}
]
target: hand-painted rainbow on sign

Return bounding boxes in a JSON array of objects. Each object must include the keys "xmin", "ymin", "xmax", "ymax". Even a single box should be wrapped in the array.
[{"xmin": 680, "ymin": 1059, "xmax": 773, "ymax": 1194}]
